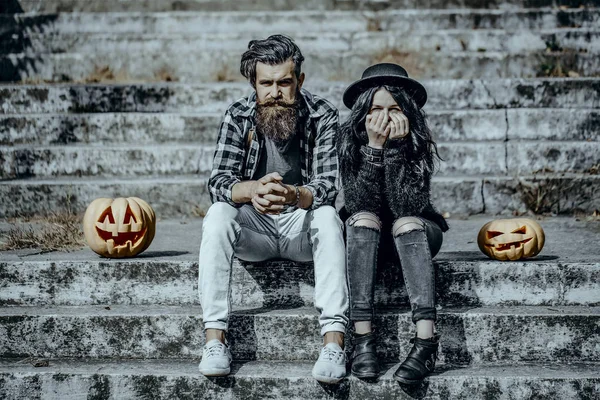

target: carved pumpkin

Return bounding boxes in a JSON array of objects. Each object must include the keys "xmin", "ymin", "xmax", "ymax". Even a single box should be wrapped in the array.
[
  {"xmin": 477, "ymin": 218, "xmax": 545, "ymax": 261},
  {"xmin": 83, "ymin": 197, "xmax": 156, "ymax": 258}
]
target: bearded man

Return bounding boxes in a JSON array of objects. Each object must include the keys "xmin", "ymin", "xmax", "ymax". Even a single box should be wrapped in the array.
[{"xmin": 198, "ymin": 35, "xmax": 348, "ymax": 384}]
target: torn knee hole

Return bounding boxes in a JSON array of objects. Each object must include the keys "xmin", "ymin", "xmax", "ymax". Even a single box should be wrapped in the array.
[
  {"xmin": 349, "ymin": 212, "xmax": 381, "ymax": 231},
  {"xmin": 393, "ymin": 219, "xmax": 425, "ymax": 237}
]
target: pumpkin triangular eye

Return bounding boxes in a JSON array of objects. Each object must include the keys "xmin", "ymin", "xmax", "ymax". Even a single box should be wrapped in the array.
[
  {"xmin": 98, "ymin": 207, "xmax": 115, "ymax": 224},
  {"xmin": 487, "ymin": 231, "xmax": 503, "ymax": 239},
  {"xmin": 511, "ymin": 226, "xmax": 527, "ymax": 234},
  {"xmin": 124, "ymin": 204, "xmax": 138, "ymax": 224}
]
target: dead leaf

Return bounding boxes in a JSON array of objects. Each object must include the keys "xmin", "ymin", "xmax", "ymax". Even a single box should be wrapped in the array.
[{"xmin": 32, "ymin": 359, "xmax": 49, "ymax": 367}]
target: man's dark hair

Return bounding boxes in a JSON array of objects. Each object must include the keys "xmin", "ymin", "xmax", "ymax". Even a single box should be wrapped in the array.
[{"xmin": 240, "ymin": 34, "xmax": 305, "ymax": 86}]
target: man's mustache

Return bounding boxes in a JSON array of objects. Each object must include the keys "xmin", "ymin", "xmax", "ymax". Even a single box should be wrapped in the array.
[{"xmin": 259, "ymin": 98, "xmax": 297, "ymax": 108}]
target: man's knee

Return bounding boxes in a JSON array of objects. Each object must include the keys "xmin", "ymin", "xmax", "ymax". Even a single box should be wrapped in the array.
[
  {"xmin": 392, "ymin": 216, "xmax": 424, "ymax": 237},
  {"xmin": 348, "ymin": 211, "xmax": 381, "ymax": 231},
  {"xmin": 311, "ymin": 205, "xmax": 342, "ymax": 227},
  {"xmin": 203, "ymin": 202, "xmax": 239, "ymax": 233}
]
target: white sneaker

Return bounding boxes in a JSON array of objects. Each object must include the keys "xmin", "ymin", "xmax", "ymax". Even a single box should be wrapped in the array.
[
  {"xmin": 312, "ymin": 342, "xmax": 347, "ymax": 384},
  {"xmin": 199, "ymin": 339, "xmax": 232, "ymax": 377}
]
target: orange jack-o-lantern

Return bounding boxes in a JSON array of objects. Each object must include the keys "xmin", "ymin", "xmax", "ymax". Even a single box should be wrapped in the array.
[
  {"xmin": 477, "ymin": 218, "xmax": 545, "ymax": 261},
  {"xmin": 83, "ymin": 197, "xmax": 156, "ymax": 258}
]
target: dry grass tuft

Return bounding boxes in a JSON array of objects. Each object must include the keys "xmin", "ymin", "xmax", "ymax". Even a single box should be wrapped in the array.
[
  {"xmin": 155, "ymin": 67, "xmax": 178, "ymax": 82},
  {"xmin": 84, "ymin": 65, "xmax": 130, "ymax": 83},
  {"xmin": 371, "ymin": 49, "xmax": 426, "ymax": 78},
  {"xmin": 191, "ymin": 205, "xmax": 207, "ymax": 218},
  {"xmin": 214, "ymin": 64, "xmax": 238, "ymax": 82},
  {"xmin": 516, "ymin": 176, "xmax": 595, "ymax": 216},
  {"xmin": 1, "ymin": 198, "xmax": 85, "ymax": 252}
]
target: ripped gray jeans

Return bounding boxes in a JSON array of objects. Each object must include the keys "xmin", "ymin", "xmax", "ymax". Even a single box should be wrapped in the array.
[{"xmin": 345, "ymin": 211, "xmax": 443, "ymax": 323}]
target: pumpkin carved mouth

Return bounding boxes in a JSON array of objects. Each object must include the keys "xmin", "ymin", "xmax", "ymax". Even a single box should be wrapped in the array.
[
  {"xmin": 94, "ymin": 205, "xmax": 147, "ymax": 248},
  {"xmin": 485, "ymin": 237, "xmax": 532, "ymax": 252}
]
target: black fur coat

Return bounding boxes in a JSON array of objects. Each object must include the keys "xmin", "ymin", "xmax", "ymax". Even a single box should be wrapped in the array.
[{"xmin": 337, "ymin": 135, "xmax": 449, "ymax": 232}]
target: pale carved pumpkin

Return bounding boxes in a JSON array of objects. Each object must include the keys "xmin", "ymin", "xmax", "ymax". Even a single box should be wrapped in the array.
[
  {"xmin": 83, "ymin": 197, "xmax": 156, "ymax": 258},
  {"xmin": 477, "ymin": 218, "xmax": 545, "ymax": 261}
]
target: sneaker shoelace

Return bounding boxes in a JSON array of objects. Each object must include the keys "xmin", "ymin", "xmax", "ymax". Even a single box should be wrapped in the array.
[
  {"xmin": 205, "ymin": 342, "xmax": 227, "ymax": 358},
  {"xmin": 320, "ymin": 346, "xmax": 344, "ymax": 363}
]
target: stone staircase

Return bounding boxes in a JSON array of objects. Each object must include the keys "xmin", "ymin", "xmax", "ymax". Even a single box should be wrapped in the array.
[{"xmin": 1, "ymin": 0, "xmax": 599, "ymax": 399}]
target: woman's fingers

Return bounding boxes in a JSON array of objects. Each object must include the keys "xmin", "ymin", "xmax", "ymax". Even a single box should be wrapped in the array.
[
  {"xmin": 390, "ymin": 113, "xmax": 409, "ymax": 138},
  {"xmin": 400, "ymin": 113, "xmax": 409, "ymax": 135},
  {"xmin": 388, "ymin": 115, "xmax": 397, "ymax": 139},
  {"xmin": 379, "ymin": 108, "xmax": 389, "ymax": 132},
  {"xmin": 393, "ymin": 113, "xmax": 406, "ymax": 138}
]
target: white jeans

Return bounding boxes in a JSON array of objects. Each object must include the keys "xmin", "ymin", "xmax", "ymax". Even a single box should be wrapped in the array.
[{"xmin": 199, "ymin": 202, "xmax": 348, "ymax": 336}]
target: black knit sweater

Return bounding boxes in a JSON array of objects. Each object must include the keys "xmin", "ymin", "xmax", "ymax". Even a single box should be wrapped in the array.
[{"xmin": 339, "ymin": 143, "xmax": 449, "ymax": 232}]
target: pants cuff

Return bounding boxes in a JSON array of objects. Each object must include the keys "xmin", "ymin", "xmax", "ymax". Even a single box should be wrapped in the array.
[
  {"xmin": 204, "ymin": 321, "xmax": 228, "ymax": 331},
  {"xmin": 412, "ymin": 307, "xmax": 437, "ymax": 323},
  {"xmin": 349, "ymin": 308, "xmax": 374, "ymax": 322},
  {"xmin": 320, "ymin": 321, "xmax": 347, "ymax": 336}
]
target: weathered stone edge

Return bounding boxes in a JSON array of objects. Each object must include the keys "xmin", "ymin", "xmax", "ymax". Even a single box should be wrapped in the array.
[{"xmin": 0, "ymin": 359, "xmax": 599, "ymax": 400}]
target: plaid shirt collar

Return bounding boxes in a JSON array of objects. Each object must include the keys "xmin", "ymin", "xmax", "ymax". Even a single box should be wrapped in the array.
[{"xmin": 231, "ymin": 88, "xmax": 328, "ymax": 120}]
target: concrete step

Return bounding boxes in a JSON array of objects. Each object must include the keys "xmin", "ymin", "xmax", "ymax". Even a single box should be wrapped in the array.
[
  {"xmin": 2, "ymin": 109, "xmax": 598, "ymax": 146},
  {"xmin": 0, "ymin": 144, "xmax": 216, "ymax": 179},
  {"xmin": 1, "ymin": 359, "xmax": 599, "ymax": 400},
  {"xmin": 1, "ymin": 305, "xmax": 598, "ymax": 363},
  {"xmin": 2, "ymin": 258, "xmax": 598, "ymax": 308},
  {"xmin": 2, "ymin": 79, "xmax": 599, "ymax": 114},
  {"xmin": 3, "ymin": 30, "xmax": 599, "ymax": 55},
  {"xmin": 3, "ymin": 359, "xmax": 600, "ymax": 400},
  {"xmin": 1, "ymin": 173, "xmax": 598, "ymax": 218},
  {"xmin": 6, "ymin": 0, "xmax": 600, "ymax": 12},
  {"xmin": 3, "ymin": 215, "xmax": 598, "ymax": 306},
  {"xmin": 3, "ymin": 9, "xmax": 600, "ymax": 35},
  {"xmin": 2, "ymin": 50, "xmax": 599, "ymax": 83},
  {"xmin": 1, "ymin": 140, "xmax": 598, "ymax": 179}
]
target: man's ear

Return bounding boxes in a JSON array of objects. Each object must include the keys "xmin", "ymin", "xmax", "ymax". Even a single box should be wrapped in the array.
[{"xmin": 297, "ymin": 72, "xmax": 305, "ymax": 90}]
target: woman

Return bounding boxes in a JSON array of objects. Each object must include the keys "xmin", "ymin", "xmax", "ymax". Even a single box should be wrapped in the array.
[{"xmin": 337, "ymin": 63, "xmax": 449, "ymax": 384}]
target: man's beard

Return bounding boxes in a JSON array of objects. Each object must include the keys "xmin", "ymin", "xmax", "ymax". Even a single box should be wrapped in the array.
[{"xmin": 256, "ymin": 95, "xmax": 301, "ymax": 144}]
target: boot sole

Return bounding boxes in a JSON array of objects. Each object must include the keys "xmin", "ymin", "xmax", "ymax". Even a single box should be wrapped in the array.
[
  {"xmin": 352, "ymin": 370, "xmax": 379, "ymax": 379},
  {"xmin": 393, "ymin": 375, "xmax": 423, "ymax": 385}
]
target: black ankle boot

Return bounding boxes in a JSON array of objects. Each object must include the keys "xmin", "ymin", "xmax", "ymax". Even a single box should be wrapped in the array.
[
  {"xmin": 350, "ymin": 333, "xmax": 379, "ymax": 379},
  {"xmin": 393, "ymin": 334, "xmax": 440, "ymax": 384}
]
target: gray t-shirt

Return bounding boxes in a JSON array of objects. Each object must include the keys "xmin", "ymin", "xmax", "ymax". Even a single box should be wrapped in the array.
[{"xmin": 252, "ymin": 132, "xmax": 303, "ymax": 186}]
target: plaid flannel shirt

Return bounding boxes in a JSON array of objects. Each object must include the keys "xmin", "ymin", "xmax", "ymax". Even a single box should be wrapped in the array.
[{"xmin": 208, "ymin": 88, "xmax": 339, "ymax": 211}]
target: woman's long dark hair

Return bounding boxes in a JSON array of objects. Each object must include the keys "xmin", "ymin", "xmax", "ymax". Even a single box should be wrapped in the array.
[{"xmin": 337, "ymin": 85, "xmax": 441, "ymax": 181}]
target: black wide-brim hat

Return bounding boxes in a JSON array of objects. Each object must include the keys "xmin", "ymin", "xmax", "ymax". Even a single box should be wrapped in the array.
[{"xmin": 342, "ymin": 63, "xmax": 427, "ymax": 109}]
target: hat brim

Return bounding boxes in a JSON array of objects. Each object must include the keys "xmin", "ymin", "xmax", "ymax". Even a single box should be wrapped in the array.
[{"xmin": 342, "ymin": 75, "xmax": 427, "ymax": 110}]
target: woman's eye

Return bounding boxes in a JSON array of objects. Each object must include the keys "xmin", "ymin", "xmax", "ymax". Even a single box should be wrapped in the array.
[{"xmin": 390, "ymin": 109, "xmax": 401, "ymax": 113}]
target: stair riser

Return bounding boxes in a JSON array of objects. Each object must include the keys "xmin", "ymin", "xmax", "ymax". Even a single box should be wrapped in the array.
[
  {"xmin": 1, "ymin": 311, "xmax": 598, "ymax": 363},
  {"xmin": 3, "ymin": 10, "xmax": 600, "ymax": 35},
  {"xmin": 2, "ymin": 261, "xmax": 598, "ymax": 308},
  {"xmin": 1, "ymin": 175, "xmax": 599, "ymax": 218},
  {"xmin": 2, "ymin": 80, "xmax": 599, "ymax": 114},
  {"xmin": 2, "ymin": 52, "xmax": 599, "ymax": 83},
  {"xmin": 2, "ymin": 142, "xmax": 598, "ymax": 178},
  {"xmin": 483, "ymin": 175, "xmax": 600, "ymax": 215},
  {"xmin": 8, "ymin": 0, "xmax": 600, "ymax": 12},
  {"xmin": 2, "ymin": 110, "xmax": 599, "ymax": 145},
  {"xmin": 3, "ymin": 31, "xmax": 599, "ymax": 55},
  {"xmin": 0, "ymin": 146, "xmax": 215, "ymax": 179},
  {"xmin": 1, "ymin": 369, "xmax": 598, "ymax": 400}
]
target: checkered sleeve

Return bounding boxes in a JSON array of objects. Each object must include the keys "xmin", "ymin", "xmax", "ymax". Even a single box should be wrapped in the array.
[
  {"xmin": 207, "ymin": 108, "xmax": 245, "ymax": 206},
  {"xmin": 304, "ymin": 104, "xmax": 340, "ymax": 210}
]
